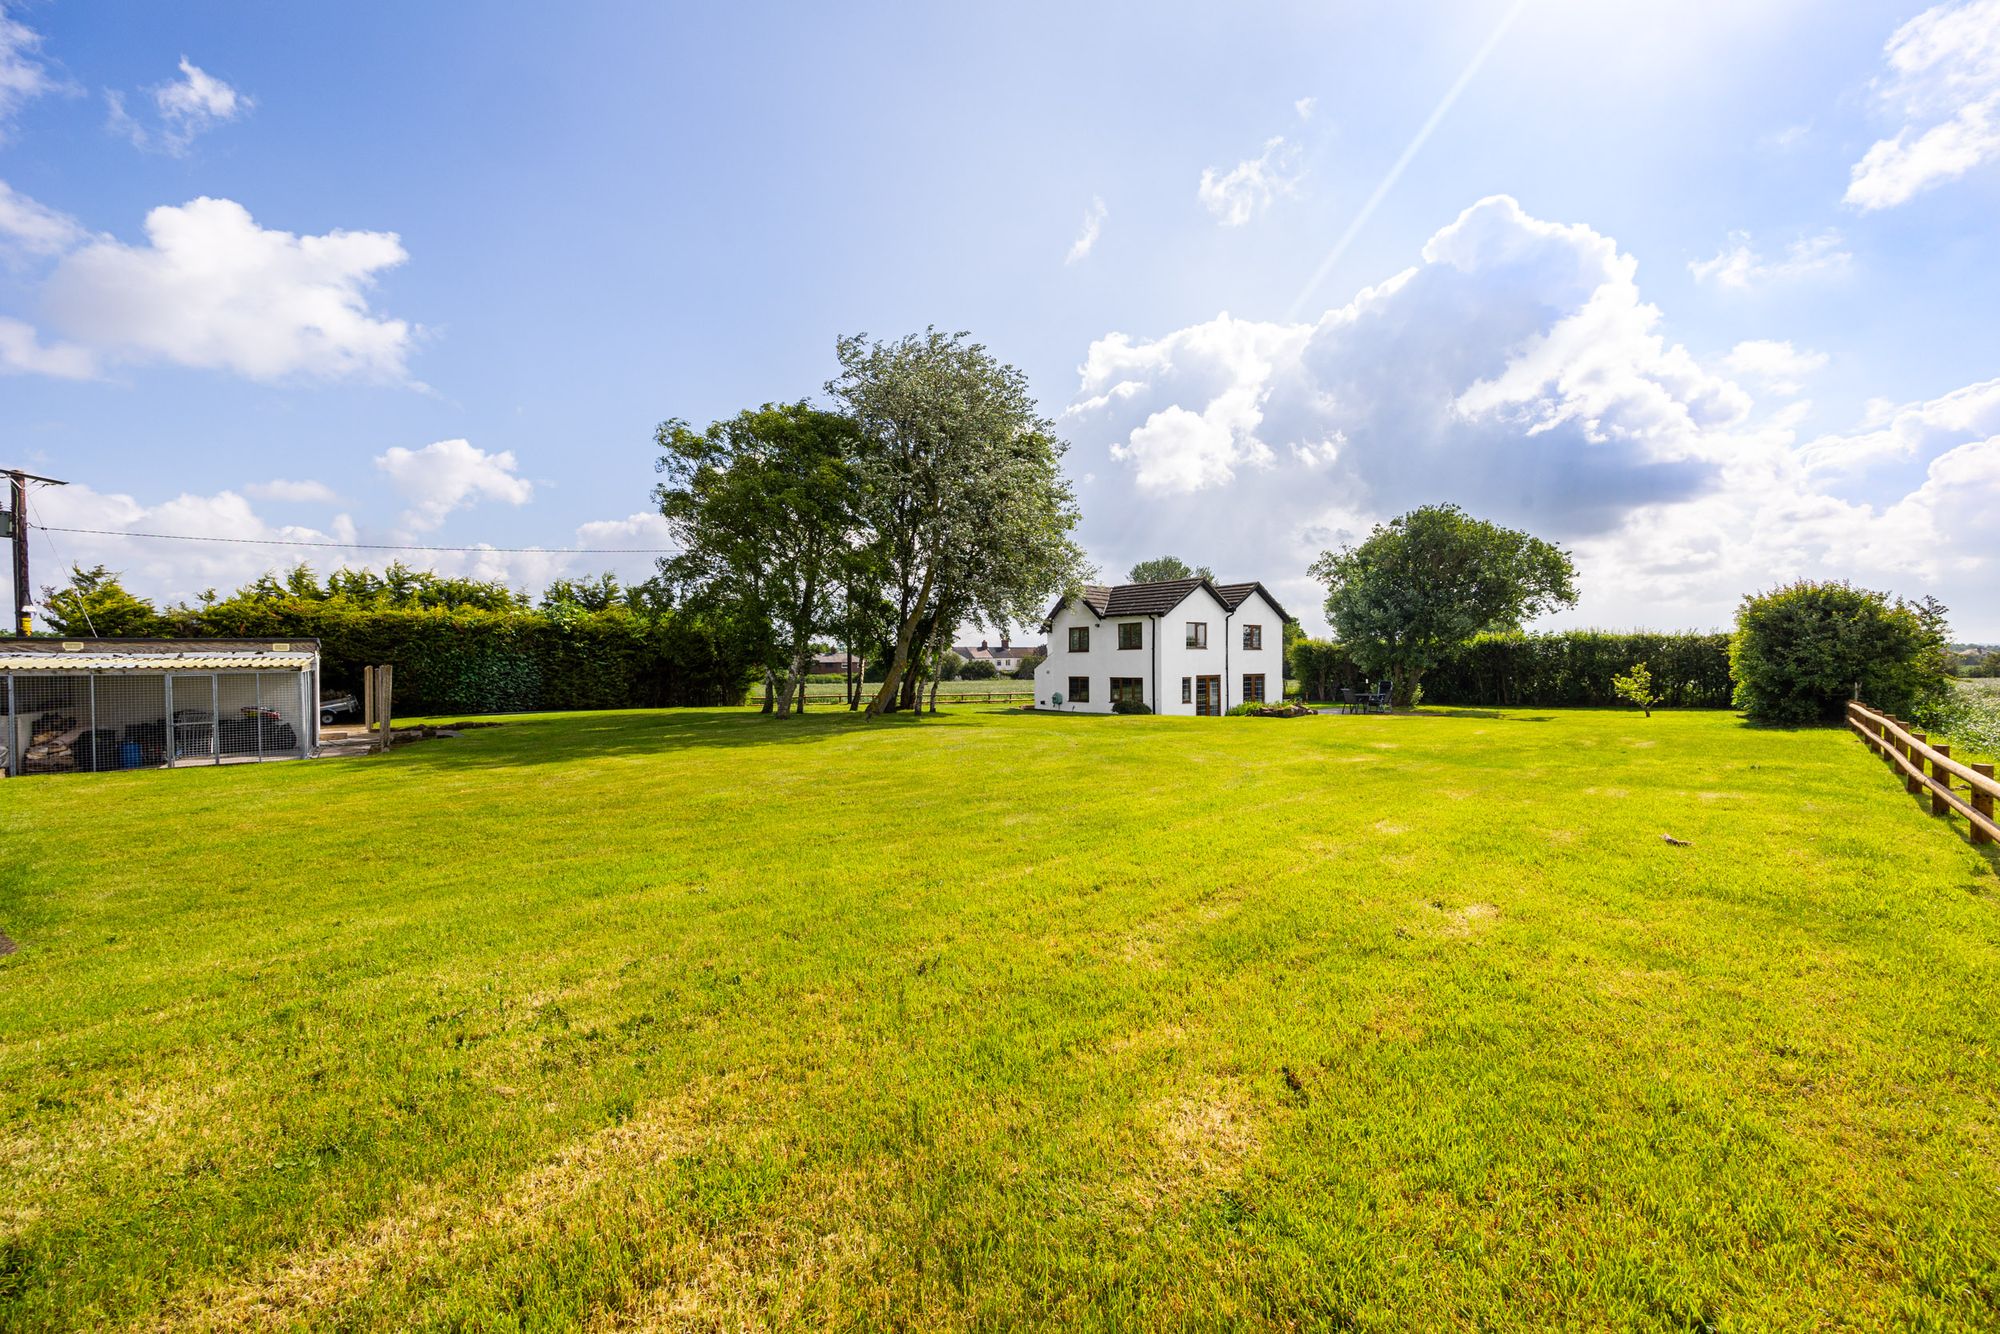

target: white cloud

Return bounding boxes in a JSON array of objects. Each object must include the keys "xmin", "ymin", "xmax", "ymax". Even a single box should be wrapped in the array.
[
  {"xmin": 575, "ymin": 511, "xmax": 673, "ymax": 548},
  {"xmin": 1063, "ymin": 194, "xmax": 2000, "ymax": 636},
  {"xmin": 0, "ymin": 314, "xmax": 93, "ymax": 377},
  {"xmin": 375, "ymin": 439, "xmax": 533, "ymax": 532},
  {"xmin": 13, "ymin": 480, "xmax": 670, "ymax": 625},
  {"xmin": 1198, "ymin": 136, "xmax": 1303, "ymax": 226},
  {"xmin": 245, "ymin": 478, "xmax": 339, "ymax": 503},
  {"xmin": 1724, "ymin": 339, "xmax": 1828, "ymax": 395},
  {"xmin": 1799, "ymin": 375, "xmax": 2000, "ymax": 471},
  {"xmin": 110, "ymin": 56, "xmax": 253, "ymax": 154},
  {"xmin": 41, "ymin": 196, "xmax": 416, "ymax": 382},
  {"xmin": 1065, "ymin": 195, "xmax": 1106, "ymax": 264},
  {"xmin": 25, "ymin": 482, "xmax": 355, "ymax": 611},
  {"xmin": 0, "ymin": 3, "xmax": 55, "ymax": 140},
  {"xmin": 1847, "ymin": 0, "xmax": 2000, "ymax": 209},
  {"xmin": 0, "ymin": 179, "xmax": 82, "ymax": 257},
  {"xmin": 1688, "ymin": 230, "xmax": 1851, "ymax": 289},
  {"xmin": 1294, "ymin": 96, "xmax": 1317, "ymax": 121}
]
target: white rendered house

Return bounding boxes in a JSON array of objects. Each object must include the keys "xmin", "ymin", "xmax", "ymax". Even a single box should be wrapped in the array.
[{"xmin": 1033, "ymin": 578, "xmax": 1292, "ymax": 716}]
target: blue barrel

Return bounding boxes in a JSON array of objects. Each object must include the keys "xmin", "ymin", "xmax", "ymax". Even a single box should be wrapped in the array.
[{"xmin": 119, "ymin": 740, "xmax": 142, "ymax": 769}]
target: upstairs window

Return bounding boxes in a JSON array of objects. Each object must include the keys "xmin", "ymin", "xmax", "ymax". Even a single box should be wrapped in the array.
[
  {"xmin": 1068, "ymin": 626, "xmax": 1089, "ymax": 653},
  {"xmin": 1242, "ymin": 624, "xmax": 1263, "ymax": 650},
  {"xmin": 1118, "ymin": 622, "xmax": 1143, "ymax": 650},
  {"xmin": 1186, "ymin": 622, "xmax": 1207, "ymax": 649}
]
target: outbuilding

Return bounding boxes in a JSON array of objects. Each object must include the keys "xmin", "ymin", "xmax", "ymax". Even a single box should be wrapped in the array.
[{"xmin": 1, "ymin": 638, "xmax": 321, "ymax": 777}]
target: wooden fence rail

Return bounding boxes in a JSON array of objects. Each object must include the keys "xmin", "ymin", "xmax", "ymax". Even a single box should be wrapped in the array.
[{"xmin": 1846, "ymin": 700, "xmax": 1997, "ymax": 846}]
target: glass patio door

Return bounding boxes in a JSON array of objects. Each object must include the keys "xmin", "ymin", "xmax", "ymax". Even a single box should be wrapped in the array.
[{"xmin": 1195, "ymin": 675, "xmax": 1222, "ymax": 716}]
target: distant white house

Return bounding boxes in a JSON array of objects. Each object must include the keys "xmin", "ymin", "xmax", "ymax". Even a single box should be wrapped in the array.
[
  {"xmin": 1033, "ymin": 578, "xmax": 1290, "ymax": 715},
  {"xmin": 954, "ymin": 640, "xmax": 1045, "ymax": 675}
]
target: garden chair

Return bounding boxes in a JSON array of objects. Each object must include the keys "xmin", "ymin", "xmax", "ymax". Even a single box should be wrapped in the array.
[{"xmin": 1339, "ymin": 687, "xmax": 1359, "ymax": 715}]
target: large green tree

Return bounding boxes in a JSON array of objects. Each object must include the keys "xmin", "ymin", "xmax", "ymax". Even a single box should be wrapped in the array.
[
  {"xmin": 1126, "ymin": 555, "xmax": 1212, "ymax": 584},
  {"xmin": 1309, "ymin": 504, "xmax": 1578, "ymax": 707},
  {"xmin": 655, "ymin": 402, "xmax": 866, "ymax": 718},
  {"xmin": 829, "ymin": 329, "xmax": 1085, "ymax": 718}
]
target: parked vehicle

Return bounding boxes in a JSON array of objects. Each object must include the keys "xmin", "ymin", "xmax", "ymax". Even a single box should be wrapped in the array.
[{"xmin": 319, "ymin": 691, "xmax": 360, "ymax": 726}]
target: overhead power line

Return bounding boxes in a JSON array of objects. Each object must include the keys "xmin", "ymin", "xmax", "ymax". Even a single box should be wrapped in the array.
[{"xmin": 32, "ymin": 524, "xmax": 672, "ymax": 555}]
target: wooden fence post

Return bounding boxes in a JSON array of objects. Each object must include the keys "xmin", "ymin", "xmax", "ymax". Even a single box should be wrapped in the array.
[
  {"xmin": 1973, "ymin": 764, "xmax": 1995, "ymax": 846},
  {"xmin": 363, "ymin": 665, "xmax": 376, "ymax": 730},
  {"xmin": 1906, "ymin": 732, "xmax": 1926, "ymax": 794},
  {"xmin": 1931, "ymin": 743, "xmax": 1952, "ymax": 816},
  {"xmin": 376, "ymin": 664, "xmax": 394, "ymax": 754}
]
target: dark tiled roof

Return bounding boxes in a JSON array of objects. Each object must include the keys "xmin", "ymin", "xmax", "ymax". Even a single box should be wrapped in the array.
[
  {"xmin": 1043, "ymin": 577, "xmax": 1290, "ymax": 630},
  {"xmin": 1212, "ymin": 581, "xmax": 1293, "ymax": 623},
  {"xmin": 1098, "ymin": 577, "xmax": 1208, "ymax": 616}
]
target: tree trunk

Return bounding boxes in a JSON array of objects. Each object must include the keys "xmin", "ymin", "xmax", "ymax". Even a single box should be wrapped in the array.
[
  {"xmin": 865, "ymin": 562, "xmax": 935, "ymax": 718},
  {"xmin": 1392, "ymin": 667, "xmax": 1422, "ymax": 710},
  {"xmin": 928, "ymin": 676, "xmax": 940, "ymax": 713},
  {"xmin": 760, "ymin": 668, "xmax": 775, "ymax": 714}
]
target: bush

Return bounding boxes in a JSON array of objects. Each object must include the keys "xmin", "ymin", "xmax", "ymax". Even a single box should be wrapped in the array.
[
  {"xmin": 1012, "ymin": 653, "xmax": 1045, "ymax": 680},
  {"xmin": 1730, "ymin": 581, "xmax": 1950, "ymax": 724},
  {"xmin": 1111, "ymin": 699, "xmax": 1152, "ymax": 715},
  {"xmin": 960, "ymin": 659, "xmax": 1000, "ymax": 680}
]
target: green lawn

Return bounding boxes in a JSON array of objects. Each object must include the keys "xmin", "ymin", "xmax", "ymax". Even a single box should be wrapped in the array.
[{"xmin": 3, "ymin": 706, "xmax": 1997, "ymax": 1330}]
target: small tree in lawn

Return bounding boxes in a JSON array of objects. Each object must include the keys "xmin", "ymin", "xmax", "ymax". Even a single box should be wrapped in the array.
[
  {"xmin": 1612, "ymin": 662, "xmax": 1659, "ymax": 717},
  {"xmin": 1309, "ymin": 505, "xmax": 1578, "ymax": 708}
]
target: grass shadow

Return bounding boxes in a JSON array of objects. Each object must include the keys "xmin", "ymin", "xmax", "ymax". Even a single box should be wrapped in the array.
[{"xmin": 379, "ymin": 707, "xmax": 993, "ymax": 774}]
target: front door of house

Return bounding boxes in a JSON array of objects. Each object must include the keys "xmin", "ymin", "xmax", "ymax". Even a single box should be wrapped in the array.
[{"xmin": 1195, "ymin": 675, "xmax": 1222, "ymax": 716}]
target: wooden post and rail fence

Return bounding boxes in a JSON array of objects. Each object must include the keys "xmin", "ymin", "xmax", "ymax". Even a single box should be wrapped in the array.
[{"xmin": 1846, "ymin": 700, "xmax": 1996, "ymax": 847}]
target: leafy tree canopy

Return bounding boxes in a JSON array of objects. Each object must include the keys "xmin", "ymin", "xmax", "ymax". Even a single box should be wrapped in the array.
[
  {"xmin": 39, "ymin": 565, "xmax": 166, "ymax": 637},
  {"xmin": 1309, "ymin": 504, "xmax": 1578, "ymax": 707},
  {"xmin": 1126, "ymin": 556, "xmax": 1212, "ymax": 584}
]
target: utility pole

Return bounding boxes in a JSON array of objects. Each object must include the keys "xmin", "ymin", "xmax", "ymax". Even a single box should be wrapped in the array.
[{"xmin": 3, "ymin": 468, "xmax": 67, "ymax": 637}]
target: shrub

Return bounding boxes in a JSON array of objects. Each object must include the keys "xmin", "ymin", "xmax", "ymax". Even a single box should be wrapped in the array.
[
  {"xmin": 960, "ymin": 659, "xmax": 1000, "ymax": 680},
  {"xmin": 1012, "ymin": 653, "xmax": 1045, "ymax": 680},
  {"xmin": 1111, "ymin": 699, "xmax": 1152, "ymax": 715},
  {"xmin": 1730, "ymin": 581, "xmax": 1950, "ymax": 724}
]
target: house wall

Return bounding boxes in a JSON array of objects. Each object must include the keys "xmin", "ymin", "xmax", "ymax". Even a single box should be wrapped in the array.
[
  {"xmin": 1229, "ymin": 591, "xmax": 1289, "ymax": 707},
  {"xmin": 1035, "ymin": 602, "xmax": 1117, "ymax": 713},
  {"xmin": 1154, "ymin": 585, "xmax": 1231, "ymax": 715}
]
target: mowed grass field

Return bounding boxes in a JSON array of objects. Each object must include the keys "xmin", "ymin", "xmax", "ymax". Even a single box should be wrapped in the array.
[{"xmin": 3, "ymin": 706, "xmax": 1998, "ymax": 1330}]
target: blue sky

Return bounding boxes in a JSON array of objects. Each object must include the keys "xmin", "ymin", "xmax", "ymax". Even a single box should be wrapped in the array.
[{"xmin": 3, "ymin": 0, "xmax": 1999, "ymax": 637}]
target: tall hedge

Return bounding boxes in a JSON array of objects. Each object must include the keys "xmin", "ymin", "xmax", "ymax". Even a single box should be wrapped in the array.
[
  {"xmin": 1291, "ymin": 630, "xmax": 1733, "ymax": 707},
  {"xmin": 1422, "ymin": 630, "xmax": 1734, "ymax": 707},
  {"xmin": 183, "ymin": 600, "xmax": 754, "ymax": 715}
]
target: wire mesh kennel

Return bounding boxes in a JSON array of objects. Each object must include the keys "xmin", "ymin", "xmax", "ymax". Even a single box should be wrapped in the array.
[{"xmin": 0, "ymin": 639, "xmax": 320, "ymax": 777}]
